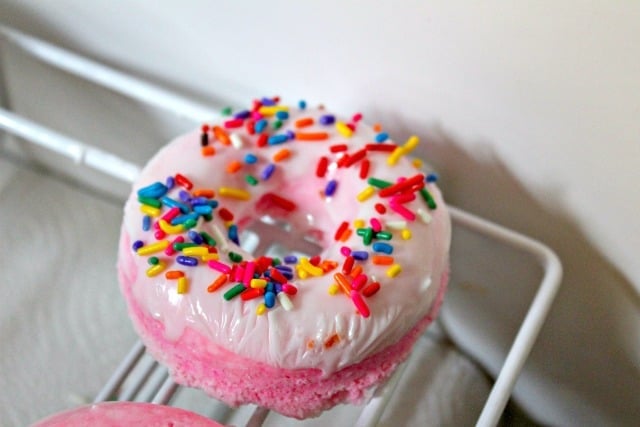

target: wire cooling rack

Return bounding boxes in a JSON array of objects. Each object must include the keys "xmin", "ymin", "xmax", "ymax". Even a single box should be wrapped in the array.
[{"xmin": 0, "ymin": 25, "xmax": 562, "ymax": 427}]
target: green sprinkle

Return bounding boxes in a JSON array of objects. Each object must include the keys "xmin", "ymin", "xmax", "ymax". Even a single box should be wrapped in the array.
[
  {"xmin": 184, "ymin": 218, "xmax": 197, "ymax": 229},
  {"xmin": 419, "ymin": 188, "xmax": 437, "ymax": 210},
  {"xmin": 223, "ymin": 283, "xmax": 246, "ymax": 301},
  {"xmin": 200, "ymin": 232, "xmax": 216, "ymax": 246},
  {"xmin": 272, "ymin": 257, "xmax": 281, "ymax": 266},
  {"xmin": 367, "ymin": 177, "xmax": 392, "ymax": 189},
  {"xmin": 137, "ymin": 196, "xmax": 162, "ymax": 208},
  {"xmin": 174, "ymin": 242, "xmax": 198, "ymax": 251},
  {"xmin": 356, "ymin": 228, "xmax": 366, "ymax": 236},
  {"xmin": 363, "ymin": 228, "xmax": 373, "ymax": 245},
  {"xmin": 148, "ymin": 256, "xmax": 159, "ymax": 265},
  {"xmin": 272, "ymin": 119, "xmax": 282, "ymax": 130},
  {"xmin": 221, "ymin": 106, "xmax": 233, "ymax": 116},
  {"xmin": 202, "ymin": 213, "xmax": 213, "ymax": 222},
  {"xmin": 228, "ymin": 251, "xmax": 243, "ymax": 263},
  {"xmin": 376, "ymin": 231, "xmax": 392, "ymax": 240},
  {"xmin": 245, "ymin": 175, "xmax": 259, "ymax": 186}
]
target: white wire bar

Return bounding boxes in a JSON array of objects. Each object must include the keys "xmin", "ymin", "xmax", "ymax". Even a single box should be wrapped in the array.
[{"xmin": 0, "ymin": 25, "xmax": 563, "ymax": 427}]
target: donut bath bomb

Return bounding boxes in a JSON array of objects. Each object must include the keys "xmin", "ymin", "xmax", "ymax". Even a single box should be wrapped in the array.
[
  {"xmin": 117, "ymin": 97, "xmax": 451, "ymax": 419},
  {"xmin": 32, "ymin": 402, "xmax": 224, "ymax": 426}
]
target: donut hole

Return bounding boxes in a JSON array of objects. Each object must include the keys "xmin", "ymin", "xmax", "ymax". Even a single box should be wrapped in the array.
[{"xmin": 239, "ymin": 215, "xmax": 324, "ymax": 259}]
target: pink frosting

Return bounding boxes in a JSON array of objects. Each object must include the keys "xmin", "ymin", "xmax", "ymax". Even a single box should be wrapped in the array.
[{"xmin": 119, "ymin": 104, "xmax": 451, "ymax": 375}]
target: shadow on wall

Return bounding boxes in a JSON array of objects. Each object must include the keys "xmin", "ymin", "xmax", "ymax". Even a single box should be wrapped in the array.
[{"xmin": 408, "ymin": 123, "xmax": 640, "ymax": 425}]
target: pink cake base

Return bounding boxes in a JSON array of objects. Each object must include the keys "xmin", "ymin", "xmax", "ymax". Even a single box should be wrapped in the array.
[
  {"xmin": 32, "ymin": 402, "xmax": 224, "ymax": 427},
  {"xmin": 119, "ymin": 243, "xmax": 449, "ymax": 419}
]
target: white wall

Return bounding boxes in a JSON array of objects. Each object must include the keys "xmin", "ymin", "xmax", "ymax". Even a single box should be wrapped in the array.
[{"xmin": 2, "ymin": 1, "xmax": 639, "ymax": 425}]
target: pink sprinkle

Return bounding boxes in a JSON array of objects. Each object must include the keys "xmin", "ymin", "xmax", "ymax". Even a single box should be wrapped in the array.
[
  {"xmin": 251, "ymin": 111, "xmax": 263, "ymax": 120},
  {"xmin": 234, "ymin": 265, "xmax": 245, "ymax": 282},
  {"xmin": 340, "ymin": 246, "xmax": 352, "ymax": 256},
  {"xmin": 208, "ymin": 260, "xmax": 232, "ymax": 274},
  {"xmin": 224, "ymin": 118, "xmax": 244, "ymax": 128},
  {"xmin": 161, "ymin": 206, "xmax": 180, "ymax": 222},
  {"xmin": 391, "ymin": 193, "xmax": 416, "ymax": 205},
  {"xmin": 370, "ymin": 218, "xmax": 382, "ymax": 233},
  {"xmin": 154, "ymin": 229, "xmax": 166, "ymax": 240},
  {"xmin": 352, "ymin": 274, "xmax": 368, "ymax": 291},
  {"xmin": 352, "ymin": 113, "xmax": 363, "ymax": 122},
  {"xmin": 351, "ymin": 290, "xmax": 370, "ymax": 318},
  {"xmin": 282, "ymin": 283, "xmax": 298, "ymax": 295},
  {"xmin": 390, "ymin": 201, "xmax": 416, "ymax": 221},
  {"xmin": 243, "ymin": 261, "xmax": 256, "ymax": 286},
  {"xmin": 164, "ymin": 236, "xmax": 185, "ymax": 256}
]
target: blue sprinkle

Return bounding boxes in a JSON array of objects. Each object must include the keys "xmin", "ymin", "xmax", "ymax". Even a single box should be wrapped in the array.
[
  {"xmin": 244, "ymin": 153, "xmax": 258, "ymax": 164},
  {"xmin": 171, "ymin": 212, "xmax": 199, "ymax": 225},
  {"xmin": 276, "ymin": 265, "xmax": 293, "ymax": 273},
  {"xmin": 264, "ymin": 291, "xmax": 276, "ymax": 308},
  {"xmin": 178, "ymin": 190, "xmax": 191, "ymax": 202},
  {"xmin": 234, "ymin": 109, "xmax": 251, "ymax": 119},
  {"xmin": 375, "ymin": 132, "xmax": 389, "ymax": 143},
  {"xmin": 285, "ymin": 130, "xmax": 295, "ymax": 140},
  {"xmin": 351, "ymin": 251, "xmax": 369, "ymax": 261},
  {"xmin": 372, "ymin": 242, "xmax": 393, "ymax": 254},
  {"xmin": 188, "ymin": 230, "xmax": 204, "ymax": 244},
  {"xmin": 191, "ymin": 197, "xmax": 210, "ymax": 206},
  {"xmin": 274, "ymin": 283, "xmax": 283, "ymax": 293},
  {"xmin": 319, "ymin": 114, "xmax": 335, "ymax": 125},
  {"xmin": 280, "ymin": 270, "xmax": 294, "ymax": 280},
  {"xmin": 142, "ymin": 215, "xmax": 151, "ymax": 231},
  {"xmin": 266, "ymin": 282, "xmax": 275, "ymax": 293},
  {"xmin": 132, "ymin": 240, "xmax": 144, "ymax": 251},
  {"xmin": 276, "ymin": 110, "xmax": 289, "ymax": 120},
  {"xmin": 268, "ymin": 134, "xmax": 289, "ymax": 145},
  {"xmin": 325, "ymin": 179, "xmax": 338, "ymax": 197},
  {"xmin": 162, "ymin": 196, "xmax": 190, "ymax": 213},
  {"xmin": 261, "ymin": 97, "xmax": 276, "ymax": 106},
  {"xmin": 284, "ymin": 255, "xmax": 298, "ymax": 264},
  {"xmin": 193, "ymin": 204, "xmax": 212, "ymax": 215},
  {"xmin": 137, "ymin": 182, "xmax": 168, "ymax": 199},
  {"xmin": 165, "ymin": 176, "xmax": 175, "ymax": 190},
  {"xmin": 255, "ymin": 119, "xmax": 268, "ymax": 133},
  {"xmin": 177, "ymin": 255, "xmax": 198, "ymax": 266},
  {"xmin": 261, "ymin": 163, "xmax": 276, "ymax": 180},
  {"xmin": 298, "ymin": 100, "xmax": 307, "ymax": 110},
  {"xmin": 426, "ymin": 173, "xmax": 439, "ymax": 183},
  {"xmin": 207, "ymin": 200, "xmax": 219, "ymax": 209},
  {"xmin": 228, "ymin": 224, "xmax": 240, "ymax": 245}
]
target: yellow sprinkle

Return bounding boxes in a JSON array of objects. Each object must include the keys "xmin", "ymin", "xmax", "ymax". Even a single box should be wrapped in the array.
[
  {"xmin": 256, "ymin": 303, "xmax": 267, "ymax": 315},
  {"xmin": 201, "ymin": 253, "xmax": 219, "ymax": 261},
  {"xmin": 146, "ymin": 261, "xmax": 166, "ymax": 277},
  {"xmin": 258, "ymin": 106, "xmax": 289, "ymax": 116},
  {"xmin": 402, "ymin": 135, "xmax": 420, "ymax": 153},
  {"xmin": 356, "ymin": 186, "xmax": 376, "ymax": 202},
  {"xmin": 353, "ymin": 219, "xmax": 366, "ymax": 229},
  {"xmin": 219, "ymin": 187, "xmax": 251, "ymax": 200},
  {"xmin": 182, "ymin": 247, "xmax": 208, "ymax": 256},
  {"xmin": 335, "ymin": 121, "xmax": 353, "ymax": 138},
  {"xmin": 140, "ymin": 204, "xmax": 161, "ymax": 217},
  {"xmin": 137, "ymin": 240, "xmax": 170, "ymax": 255},
  {"xmin": 250, "ymin": 278, "xmax": 268, "ymax": 289},
  {"xmin": 177, "ymin": 277, "xmax": 189, "ymax": 294},
  {"xmin": 387, "ymin": 146, "xmax": 406, "ymax": 166},
  {"xmin": 328, "ymin": 284, "xmax": 339, "ymax": 295},
  {"xmin": 298, "ymin": 268, "xmax": 309, "ymax": 279},
  {"xmin": 158, "ymin": 219, "xmax": 185, "ymax": 235},
  {"xmin": 299, "ymin": 257, "xmax": 324, "ymax": 277},
  {"xmin": 401, "ymin": 229, "xmax": 412, "ymax": 240},
  {"xmin": 386, "ymin": 263, "xmax": 402, "ymax": 278},
  {"xmin": 412, "ymin": 158, "xmax": 423, "ymax": 169}
]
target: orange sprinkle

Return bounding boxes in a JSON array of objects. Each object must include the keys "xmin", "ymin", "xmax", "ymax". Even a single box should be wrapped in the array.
[
  {"xmin": 320, "ymin": 260, "xmax": 338, "ymax": 272},
  {"xmin": 273, "ymin": 148, "xmax": 291, "ymax": 162},
  {"xmin": 226, "ymin": 160, "xmax": 242, "ymax": 173},
  {"xmin": 372, "ymin": 255, "xmax": 395, "ymax": 265},
  {"xmin": 295, "ymin": 117, "xmax": 314, "ymax": 128},
  {"xmin": 192, "ymin": 189, "xmax": 215, "ymax": 198},
  {"xmin": 338, "ymin": 228, "xmax": 352, "ymax": 242},
  {"xmin": 307, "ymin": 340, "xmax": 315, "ymax": 349},
  {"xmin": 334, "ymin": 272, "xmax": 352, "ymax": 294},
  {"xmin": 324, "ymin": 333, "xmax": 341, "ymax": 349},
  {"xmin": 373, "ymin": 123, "xmax": 382, "ymax": 132},
  {"xmin": 296, "ymin": 132, "xmax": 329, "ymax": 141},
  {"xmin": 201, "ymin": 146, "xmax": 215, "ymax": 156},
  {"xmin": 165, "ymin": 270, "xmax": 184, "ymax": 279},
  {"xmin": 213, "ymin": 125, "xmax": 231, "ymax": 145},
  {"xmin": 207, "ymin": 274, "xmax": 228, "ymax": 292},
  {"xmin": 350, "ymin": 265, "xmax": 363, "ymax": 279}
]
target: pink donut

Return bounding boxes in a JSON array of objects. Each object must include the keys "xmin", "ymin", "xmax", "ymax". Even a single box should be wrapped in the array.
[
  {"xmin": 32, "ymin": 402, "xmax": 224, "ymax": 426},
  {"xmin": 117, "ymin": 98, "xmax": 451, "ymax": 419}
]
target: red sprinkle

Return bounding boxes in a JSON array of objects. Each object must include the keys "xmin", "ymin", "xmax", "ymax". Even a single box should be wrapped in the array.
[
  {"xmin": 334, "ymin": 221, "xmax": 349, "ymax": 241},
  {"xmin": 359, "ymin": 159, "xmax": 370, "ymax": 179},
  {"xmin": 375, "ymin": 203, "xmax": 387, "ymax": 214},
  {"xmin": 241, "ymin": 288, "xmax": 264, "ymax": 301},
  {"xmin": 282, "ymin": 283, "xmax": 298, "ymax": 295},
  {"xmin": 362, "ymin": 281, "xmax": 381, "ymax": 297},
  {"xmin": 224, "ymin": 118, "xmax": 244, "ymax": 128},
  {"xmin": 269, "ymin": 268, "xmax": 288, "ymax": 284},
  {"xmin": 352, "ymin": 113, "xmax": 363, "ymax": 122},
  {"xmin": 257, "ymin": 133, "xmax": 268, "ymax": 147},
  {"xmin": 342, "ymin": 256, "xmax": 355, "ymax": 275},
  {"xmin": 175, "ymin": 173, "xmax": 193, "ymax": 190},
  {"xmin": 378, "ymin": 174, "xmax": 425, "ymax": 197},
  {"xmin": 337, "ymin": 154, "xmax": 350, "ymax": 168},
  {"xmin": 344, "ymin": 148, "xmax": 367, "ymax": 167},
  {"xmin": 330, "ymin": 144, "xmax": 348, "ymax": 152},
  {"xmin": 218, "ymin": 207, "xmax": 234, "ymax": 221},
  {"xmin": 309, "ymin": 255, "xmax": 321, "ymax": 266},
  {"xmin": 316, "ymin": 156, "xmax": 329, "ymax": 178},
  {"xmin": 246, "ymin": 120, "xmax": 255, "ymax": 135},
  {"xmin": 366, "ymin": 143, "xmax": 396, "ymax": 152},
  {"xmin": 201, "ymin": 124, "xmax": 210, "ymax": 133},
  {"xmin": 266, "ymin": 193, "xmax": 297, "ymax": 212}
]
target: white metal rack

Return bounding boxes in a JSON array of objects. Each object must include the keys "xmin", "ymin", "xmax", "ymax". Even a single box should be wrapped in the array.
[{"xmin": 0, "ymin": 25, "xmax": 562, "ymax": 427}]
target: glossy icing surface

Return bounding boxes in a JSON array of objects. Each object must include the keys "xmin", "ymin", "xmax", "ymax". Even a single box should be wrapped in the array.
[{"xmin": 119, "ymin": 101, "xmax": 451, "ymax": 375}]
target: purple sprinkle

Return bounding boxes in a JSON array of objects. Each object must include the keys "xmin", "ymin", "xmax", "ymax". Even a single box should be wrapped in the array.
[
  {"xmin": 325, "ymin": 179, "xmax": 338, "ymax": 197},
  {"xmin": 285, "ymin": 129, "xmax": 295, "ymax": 140},
  {"xmin": 275, "ymin": 265, "xmax": 293, "ymax": 273},
  {"xmin": 165, "ymin": 176, "xmax": 175, "ymax": 189},
  {"xmin": 274, "ymin": 283, "xmax": 283, "ymax": 293},
  {"xmin": 178, "ymin": 190, "xmax": 192, "ymax": 202},
  {"xmin": 319, "ymin": 114, "xmax": 335, "ymax": 125},
  {"xmin": 142, "ymin": 215, "xmax": 151, "ymax": 231},
  {"xmin": 261, "ymin": 163, "xmax": 276, "ymax": 180},
  {"xmin": 284, "ymin": 255, "xmax": 298, "ymax": 264},
  {"xmin": 188, "ymin": 230, "xmax": 204, "ymax": 244},
  {"xmin": 351, "ymin": 251, "xmax": 369, "ymax": 261},
  {"xmin": 177, "ymin": 255, "xmax": 198, "ymax": 266},
  {"xmin": 132, "ymin": 240, "xmax": 144, "ymax": 251},
  {"xmin": 261, "ymin": 97, "xmax": 277, "ymax": 106},
  {"xmin": 234, "ymin": 109, "xmax": 251, "ymax": 119},
  {"xmin": 191, "ymin": 197, "xmax": 210, "ymax": 206}
]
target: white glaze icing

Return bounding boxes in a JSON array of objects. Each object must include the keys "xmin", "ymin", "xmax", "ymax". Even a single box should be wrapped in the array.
[{"xmin": 119, "ymin": 103, "xmax": 451, "ymax": 375}]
